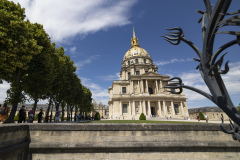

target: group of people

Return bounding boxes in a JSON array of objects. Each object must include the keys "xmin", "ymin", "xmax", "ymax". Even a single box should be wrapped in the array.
[{"xmin": 0, "ymin": 103, "xmax": 61, "ymax": 124}]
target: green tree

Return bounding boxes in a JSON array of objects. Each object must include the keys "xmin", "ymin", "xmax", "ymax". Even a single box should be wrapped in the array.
[
  {"xmin": 199, "ymin": 112, "xmax": 205, "ymax": 120},
  {"xmin": 139, "ymin": 113, "xmax": 146, "ymax": 120},
  {"xmin": 94, "ymin": 112, "xmax": 100, "ymax": 120},
  {"xmin": 0, "ymin": 0, "xmax": 42, "ymax": 122},
  {"xmin": 22, "ymin": 23, "xmax": 55, "ymax": 112},
  {"xmin": 80, "ymin": 86, "xmax": 93, "ymax": 119}
]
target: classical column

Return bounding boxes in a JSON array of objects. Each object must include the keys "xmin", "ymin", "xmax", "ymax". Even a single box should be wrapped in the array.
[
  {"xmin": 158, "ymin": 101, "xmax": 162, "ymax": 117},
  {"xmin": 145, "ymin": 80, "xmax": 148, "ymax": 93},
  {"xmin": 171, "ymin": 101, "xmax": 176, "ymax": 116},
  {"xmin": 143, "ymin": 100, "xmax": 146, "ymax": 115},
  {"xmin": 160, "ymin": 80, "xmax": 163, "ymax": 92},
  {"xmin": 180, "ymin": 102, "xmax": 184, "ymax": 116},
  {"xmin": 148, "ymin": 100, "xmax": 151, "ymax": 116},
  {"xmin": 141, "ymin": 80, "xmax": 144, "ymax": 93},
  {"xmin": 140, "ymin": 101, "xmax": 142, "ymax": 113},
  {"xmin": 132, "ymin": 81, "xmax": 134, "ymax": 94},
  {"xmin": 163, "ymin": 100, "xmax": 166, "ymax": 116},
  {"xmin": 138, "ymin": 80, "xmax": 140, "ymax": 93},
  {"xmin": 155, "ymin": 80, "xmax": 159, "ymax": 93},
  {"xmin": 120, "ymin": 101, "xmax": 122, "ymax": 117},
  {"xmin": 132, "ymin": 101, "xmax": 135, "ymax": 116},
  {"xmin": 129, "ymin": 101, "xmax": 131, "ymax": 115}
]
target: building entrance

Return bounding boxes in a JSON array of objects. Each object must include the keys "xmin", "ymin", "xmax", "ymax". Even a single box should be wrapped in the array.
[{"xmin": 151, "ymin": 107, "xmax": 155, "ymax": 116}]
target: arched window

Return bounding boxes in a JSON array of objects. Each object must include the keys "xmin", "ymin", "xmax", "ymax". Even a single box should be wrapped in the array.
[{"xmin": 135, "ymin": 59, "xmax": 138, "ymax": 64}]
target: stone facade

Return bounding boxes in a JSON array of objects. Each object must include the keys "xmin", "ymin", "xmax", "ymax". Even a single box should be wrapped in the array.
[
  {"xmin": 188, "ymin": 106, "xmax": 234, "ymax": 120},
  {"xmin": 108, "ymin": 29, "xmax": 189, "ymax": 120},
  {"xmin": 92, "ymin": 100, "xmax": 109, "ymax": 119}
]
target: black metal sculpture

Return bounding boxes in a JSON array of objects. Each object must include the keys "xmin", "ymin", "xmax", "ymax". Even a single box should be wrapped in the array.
[{"xmin": 163, "ymin": 0, "xmax": 240, "ymax": 141}]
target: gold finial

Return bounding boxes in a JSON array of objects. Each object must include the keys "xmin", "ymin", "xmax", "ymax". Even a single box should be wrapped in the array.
[
  {"xmin": 131, "ymin": 27, "xmax": 140, "ymax": 48},
  {"xmin": 133, "ymin": 27, "xmax": 136, "ymax": 39}
]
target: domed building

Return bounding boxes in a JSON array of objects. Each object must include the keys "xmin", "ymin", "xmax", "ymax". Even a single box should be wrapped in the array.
[{"xmin": 108, "ymin": 29, "xmax": 189, "ymax": 120}]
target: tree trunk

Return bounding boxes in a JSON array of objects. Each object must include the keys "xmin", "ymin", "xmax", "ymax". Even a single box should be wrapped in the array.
[
  {"xmin": 45, "ymin": 96, "xmax": 52, "ymax": 122},
  {"xmin": 8, "ymin": 69, "xmax": 22, "ymax": 123}
]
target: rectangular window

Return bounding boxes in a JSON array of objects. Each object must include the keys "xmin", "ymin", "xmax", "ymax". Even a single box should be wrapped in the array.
[
  {"xmin": 135, "ymin": 59, "xmax": 138, "ymax": 64},
  {"xmin": 148, "ymin": 87, "xmax": 153, "ymax": 94},
  {"xmin": 136, "ymin": 71, "xmax": 140, "ymax": 75},
  {"xmin": 174, "ymin": 104, "xmax": 179, "ymax": 114},
  {"xmin": 123, "ymin": 104, "xmax": 128, "ymax": 113},
  {"xmin": 122, "ymin": 87, "xmax": 126, "ymax": 94},
  {"xmin": 128, "ymin": 61, "xmax": 130, "ymax": 65},
  {"xmin": 144, "ymin": 59, "xmax": 146, "ymax": 63},
  {"xmin": 145, "ymin": 71, "xmax": 148, "ymax": 73},
  {"xmin": 128, "ymin": 72, "xmax": 131, "ymax": 78}
]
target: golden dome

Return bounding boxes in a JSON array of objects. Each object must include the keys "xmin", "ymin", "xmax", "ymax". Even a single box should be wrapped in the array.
[
  {"xmin": 124, "ymin": 46, "xmax": 150, "ymax": 59},
  {"xmin": 124, "ymin": 28, "xmax": 150, "ymax": 59}
]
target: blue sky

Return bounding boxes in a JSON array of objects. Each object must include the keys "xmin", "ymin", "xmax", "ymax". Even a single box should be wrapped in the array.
[{"xmin": 1, "ymin": 0, "xmax": 240, "ymax": 108}]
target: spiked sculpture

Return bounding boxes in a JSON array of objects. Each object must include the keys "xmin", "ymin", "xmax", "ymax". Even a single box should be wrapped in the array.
[{"xmin": 163, "ymin": 0, "xmax": 240, "ymax": 141}]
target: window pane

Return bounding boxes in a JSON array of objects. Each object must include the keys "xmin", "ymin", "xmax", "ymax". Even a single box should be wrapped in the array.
[
  {"xmin": 174, "ymin": 104, "xmax": 179, "ymax": 114},
  {"xmin": 136, "ymin": 71, "xmax": 140, "ymax": 75},
  {"xmin": 123, "ymin": 104, "xmax": 128, "ymax": 113},
  {"xmin": 122, "ymin": 87, "xmax": 126, "ymax": 93},
  {"xmin": 135, "ymin": 59, "xmax": 138, "ymax": 64},
  {"xmin": 144, "ymin": 59, "xmax": 146, "ymax": 63},
  {"xmin": 128, "ymin": 61, "xmax": 130, "ymax": 65}
]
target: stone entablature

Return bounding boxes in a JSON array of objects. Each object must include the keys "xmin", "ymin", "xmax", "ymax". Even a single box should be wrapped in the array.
[{"xmin": 108, "ymin": 29, "xmax": 189, "ymax": 120}]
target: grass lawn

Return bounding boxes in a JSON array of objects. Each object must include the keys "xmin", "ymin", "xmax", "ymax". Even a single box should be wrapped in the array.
[{"xmin": 90, "ymin": 120, "xmax": 197, "ymax": 123}]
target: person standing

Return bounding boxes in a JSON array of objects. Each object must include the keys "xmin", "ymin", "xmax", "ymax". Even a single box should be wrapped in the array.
[
  {"xmin": 38, "ymin": 109, "xmax": 44, "ymax": 123},
  {"xmin": 204, "ymin": 114, "xmax": 209, "ymax": 123},
  {"xmin": 55, "ymin": 110, "xmax": 60, "ymax": 122},
  {"xmin": 197, "ymin": 116, "xmax": 200, "ymax": 122},
  {"xmin": 0, "ymin": 103, "xmax": 10, "ymax": 124},
  {"xmin": 18, "ymin": 106, "xmax": 26, "ymax": 123},
  {"xmin": 28, "ymin": 108, "xmax": 35, "ymax": 123}
]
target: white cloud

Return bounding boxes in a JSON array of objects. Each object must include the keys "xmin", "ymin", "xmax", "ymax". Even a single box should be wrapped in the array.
[
  {"xmin": 0, "ymin": 81, "xmax": 10, "ymax": 104},
  {"xmin": 81, "ymin": 77, "xmax": 109, "ymax": 105},
  {"xmin": 98, "ymin": 73, "xmax": 120, "ymax": 81},
  {"xmin": 155, "ymin": 58, "xmax": 192, "ymax": 66},
  {"xmin": 13, "ymin": 0, "xmax": 137, "ymax": 43},
  {"xmin": 69, "ymin": 46, "xmax": 77, "ymax": 54},
  {"xmin": 177, "ymin": 61, "xmax": 240, "ymax": 103},
  {"xmin": 75, "ymin": 55, "xmax": 100, "ymax": 70}
]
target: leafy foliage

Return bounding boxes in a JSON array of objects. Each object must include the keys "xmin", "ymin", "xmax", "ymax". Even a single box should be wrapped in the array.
[
  {"xmin": 0, "ymin": 0, "xmax": 93, "ymax": 123},
  {"xmin": 199, "ymin": 112, "xmax": 205, "ymax": 120},
  {"xmin": 139, "ymin": 113, "xmax": 146, "ymax": 120},
  {"xmin": 94, "ymin": 112, "xmax": 100, "ymax": 120}
]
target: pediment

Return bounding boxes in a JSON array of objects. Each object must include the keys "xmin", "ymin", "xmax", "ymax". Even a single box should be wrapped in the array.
[{"xmin": 141, "ymin": 71, "xmax": 161, "ymax": 76}]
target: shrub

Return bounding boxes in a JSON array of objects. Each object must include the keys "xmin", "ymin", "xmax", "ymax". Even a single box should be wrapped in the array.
[
  {"xmin": 94, "ymin": 112, "xmax": 100, "ymax": 120},
  {"xmin": 199, "ymin": 112, "xmax": 205, "ymax": 120},
  {"xmin": 139, "ymin": 113, "xmax": 146, "ymax": 120}
]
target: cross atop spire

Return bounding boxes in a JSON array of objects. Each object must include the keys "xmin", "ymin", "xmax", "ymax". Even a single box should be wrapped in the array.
[{"xmin": 131, "ymin": 27, "xmax": 140, "ymax": 48}]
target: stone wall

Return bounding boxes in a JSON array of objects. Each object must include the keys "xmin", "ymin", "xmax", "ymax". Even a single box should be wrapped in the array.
[{"xmin": 1, "ymin": 123, "xmax": 240, "ymax": 160}]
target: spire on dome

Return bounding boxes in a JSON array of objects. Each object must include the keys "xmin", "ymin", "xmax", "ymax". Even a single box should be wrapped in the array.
[
  {"xmin": 133, "ymin": 27, "xmax": 136, "ymax": 39},
  {"xmin": 131, "ymin": 27, "xmax": 140, "ymax": 48}
]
